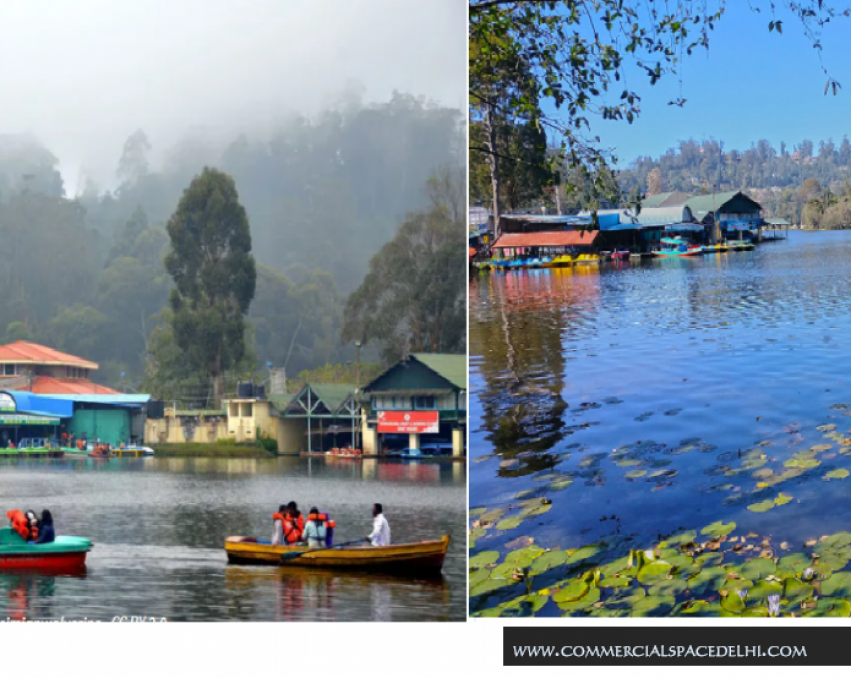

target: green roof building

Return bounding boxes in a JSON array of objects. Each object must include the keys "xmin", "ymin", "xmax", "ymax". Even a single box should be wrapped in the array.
[{"xmin": 361, "ymin": 354, "xmax": 466, "ymax": 457}]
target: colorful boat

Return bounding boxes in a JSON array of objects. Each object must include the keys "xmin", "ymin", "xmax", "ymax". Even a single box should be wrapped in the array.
[
  {"xmin": 653, "ymin": 237, "xmax": 704, "ymax": 257},
  {"xmin": 0, "ymin": 527, "xmax": 92, "ymax": 571},
  {"xmin": 574, "ymin": 253, "xmax": 602, "ymax": 265},
  {"xmin": 224, "ymin": 535, "xmax": 450, "ymax": 573},
  {"xmin": 702, "ymin": 242, "xmax": 729, "ymax": 254},
  {"xmin": 549, "ymin": 254, "xmax": 574, "ymax": 267},
  {"xmin": 728, "ymin": 240, "xmax": 755, "ymax": 251}
]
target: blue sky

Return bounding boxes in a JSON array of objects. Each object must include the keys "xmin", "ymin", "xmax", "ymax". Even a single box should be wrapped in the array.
[{"xmin": 579, "ymin": 3, "xmax": 851, "ymax": 168}]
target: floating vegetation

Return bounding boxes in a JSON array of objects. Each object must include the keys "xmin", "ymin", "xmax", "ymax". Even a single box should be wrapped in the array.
[{"xmin": 470, "ymin": 519, "xmax": 851, "ymax": 618}]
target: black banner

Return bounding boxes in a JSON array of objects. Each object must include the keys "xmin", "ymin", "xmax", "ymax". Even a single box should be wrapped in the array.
[{"xmin": 504, "ymin": 626, "xmax": 848, "ymax": 666}]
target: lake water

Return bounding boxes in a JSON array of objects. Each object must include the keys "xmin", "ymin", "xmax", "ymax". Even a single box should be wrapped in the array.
[
  {"xmin": 0, "ymin": 456, "xmax": 466, "ymax": 621},
  {"xmin": 469, "ymin": 230, "xmax": 851, "ymax": 616}
]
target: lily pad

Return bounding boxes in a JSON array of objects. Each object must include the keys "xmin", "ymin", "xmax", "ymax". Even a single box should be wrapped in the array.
[
  {"xmin": 741, "ymin": 606, "xmax": 769, "ymax": 617},
  {"xmin": 747, "ymin": 500, "xmax": 775, "ymax": 513},
  {"xmin": 636, "ymin": 562, "xmax": 672, "ymax": 586},
  {"xmin": 783, "ymin": 578, "xmax": 814, "ymax": 603},
  {"xmin": 496, "ymin": 516, "xmax": 523, "ymax": 531},
  {"xmin": 625, "ymin": 469, "xmax": 647, "ymax": 479},
  {"xmin": 529, "ymin": 550, "xmax": 568, "ymax": 575},
  {"xmin": 774, "ymin": 493, "xmax": 793, "ymax": 506},
  {"xmin": 551, "ymin": 581, "xmax": 589, "ymax": 603},
  {"xmin": 741, "ymin": 558, "xmax": 776, "ymax": 580},
  {"xmin": 747, "ymin": 580, "xmax": 783, "ymax": 599},
  {"xmin": 822, "ymin": 571, "xmax": 851, "ymax": 597},
  {"xmin": 701, "ymin": 521, "xmax": 736, "ymax": 537},
  {"xmin": 558, "ymin": 587, "xmax": 601, "ymax": 613},
  {"xmin": 565, "ymin": 544, "xmax": 604, "ymax": 565},
  {"xmin": 505, "ymin": 546, "xmax": 545, "ymax": 567},
  {"xmin": 631, "ymin": 595, "xmax": 675, "ymax": 617},
  {"xmin": 825, "ymin": 468, "xmax": 850, "ymax": 480},
  {"xmin": 720, "ymin": 592, "xmax": 745, "ymax": 614},
  {"xmin": 470, "ymin": 551, "xmax": 500, "ymax": 569},
  {"xmin": 664, "ymin": 530, "xmax": 696, "ymax": 546},
  {"xmin": 470, "ymin": 576, "xmax": 514, "ymax": 599},
  {"xmin": 600, "ymin": 576, "xmax": 632, "ymax": 589}
]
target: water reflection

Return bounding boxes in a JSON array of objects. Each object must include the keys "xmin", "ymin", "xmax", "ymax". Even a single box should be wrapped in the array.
[
  {"xmin": 470, "ymin": 231, "xmax": 851, "ymax": 563},
  {"xmin": 0, "ymin": 456, "xmax": 465, "ymax": 620},
  {"xmin": 224, "ymin": 566, "xmax": 450, "ymax": 622}
]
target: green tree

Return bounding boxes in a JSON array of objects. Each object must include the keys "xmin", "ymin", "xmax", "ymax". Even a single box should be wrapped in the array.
[
  {"xmin": 164, "ymin": 167, "xmax": 257, "ymax": 405},
  {"xmin": 470, "ymin": 1, "xmax": 847, "ymax": 228},
  {"xmin": 341, "ymin": 168, "xmax": 465, "ymax": 363},
  {"xmin": 2, "ymin": 322, "xmax": 31, "ymax": 343}
]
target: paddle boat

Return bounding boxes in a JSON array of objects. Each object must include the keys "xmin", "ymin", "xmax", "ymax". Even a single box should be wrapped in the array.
[
  {"xmin": 224, "ymin": 535, "xmax": 450, "ymax": 573},
  {"xmin": 573, "ymin": 253, "xmax": 602, "ymax": 265},
  {"xmin": 0, "ymin": 439, "xmax": 68, "ymax": 459},
  {"xmin": 702, "ymin": 242, "xmax": 729, "ymax": 254},
  {"xmin": 653, "ymin": 237, "xmax": 703, "ymax": 257},
  {"xmin": 113, "ymin": 444, "xmax": 155, "ymax": 458},
  {"xmin": 549, "ymin": 254, "xmax": 574, "ymax": 267},
  {"xmin": 728, "ymin": 239, "xmax": 755, "ymax": 251},
  {"xmin": 0, "ymin": 527, "xmax": 92, "ymax": 571}
]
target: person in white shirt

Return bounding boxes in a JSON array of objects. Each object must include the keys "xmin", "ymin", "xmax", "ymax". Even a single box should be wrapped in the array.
[{"xmin": 366, "ymin": 503, "xmax": 391, "ymax": 546}]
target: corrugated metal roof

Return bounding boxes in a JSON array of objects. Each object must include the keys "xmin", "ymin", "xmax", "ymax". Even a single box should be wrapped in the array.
[
  {"xmin": 2, "ymin": 391, "xmax": 74, "ymax": 418},
  {"xmin": 0, "ymin": 341, "xmax": 98, "ymax": 369},
  {"xmin": 764, "ymin": 218, "xmax": 791, "ymax": 226},
  {"xmin": 684, "ymin": 192, "xmax": 761, "ymax": 219},
  {"xmin": 634, "ymin": 206, "xmax": 695, "ymax": 227},
  {"xmin": 502, "ymin": 214, "xmax": 595, "ymax": 226},
  {"xmin": 309, "ymin": 383, "xmax": 356, "ymax": 411},
  {"xmin": 492, "ymin": 231, "xmax": 600, "ymax": 249},
  {"xmin": 641, "ymin": 191, "xmax": 691, "ymax": 208},
  {"xmin": 411, "ymin": 354, "xmax": 466, "ymax": 391}
]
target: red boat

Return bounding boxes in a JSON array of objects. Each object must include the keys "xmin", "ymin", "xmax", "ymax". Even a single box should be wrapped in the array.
[{"xmin": 0, "ymin": 527, "xmax": 92, "ymax": 571}]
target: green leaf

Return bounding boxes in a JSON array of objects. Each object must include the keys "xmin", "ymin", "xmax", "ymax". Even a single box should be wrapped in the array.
[
  {"xmin": 701, "ymin": 521, "xmax": 736, "ymax": 537},
  {"xmin": 741, "ymin": 558, "xmax": 776, "ymax": 580},
  {"xmin": 636, "ymin": 562, "xmax": 672, "ymax": 586},
  {"xmin": 470, "ymin": 551, "xmax": 500, "ymax": 569},
  {"xmin": 496, "ymin": 516, "xmax": 523, "ymax": 531}
]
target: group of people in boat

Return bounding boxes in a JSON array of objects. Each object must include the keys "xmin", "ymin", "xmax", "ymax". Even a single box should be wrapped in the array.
[
  {"xmin": 7, "ymin": 509, "xmax": 54, "ymax": 544},
  {"xmin": 270, "ymin": 502, "xmax": 390, "ymax": 548}
]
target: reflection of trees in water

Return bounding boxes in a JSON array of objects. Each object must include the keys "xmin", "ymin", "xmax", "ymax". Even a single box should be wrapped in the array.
[{"xmin": 471, "ymin": 271, "xmax": 597, "ymax": 457}]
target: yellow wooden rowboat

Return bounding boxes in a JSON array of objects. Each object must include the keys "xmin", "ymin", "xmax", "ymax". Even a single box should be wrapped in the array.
[{"xmin": 224, "ymin": 535, "xmax": 450, "ymax": 573}]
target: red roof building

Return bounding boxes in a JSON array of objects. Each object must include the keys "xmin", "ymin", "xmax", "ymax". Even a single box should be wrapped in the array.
[
  {"xmin": 0, "ymin": 341, "xmax": 119, "ymax": 395},
  {"xmin": 491, "ymin": 230, "xmax": 600, "ymax": 249}
]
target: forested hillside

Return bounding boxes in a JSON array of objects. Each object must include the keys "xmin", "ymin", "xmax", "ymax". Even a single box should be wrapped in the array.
[
  {"xmin": 618, "ymin": 137, "xmax": 851, "ymax": 224},
  {"xmin": 0, "ymin": 92, "xmax": 464, "ymax": 399}
]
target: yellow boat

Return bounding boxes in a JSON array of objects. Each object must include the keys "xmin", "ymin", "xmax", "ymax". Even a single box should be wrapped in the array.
[
  {"xmin": 224, "ymin": 535, "xmax": 450, "ymax": 573},
  {"xmin": 573, "ymin": 253, "xmax": 601, "ymax": 265},
  {"xmin": 548, "ymin": 254, "xmax": 574, "ymax": 267}
]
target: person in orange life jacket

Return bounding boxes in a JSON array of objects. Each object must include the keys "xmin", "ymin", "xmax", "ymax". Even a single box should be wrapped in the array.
[
  {"xmin": 7, "ymin": 510, "xmax": 28, "ymax": 540},
  {"xmin": 34, "ymin": 510, "xmax": 54, "ymax": 544},
  {"xmin": 302, "ymin": 508, "xmax": 328, "ymax": 548},
  {"xmin": 271, "ymin": 505, "xmax": 303, "ymax": 545},
  {"xmin": 286, "ymin": 501, "xmax": 304, "ymax": 535}
]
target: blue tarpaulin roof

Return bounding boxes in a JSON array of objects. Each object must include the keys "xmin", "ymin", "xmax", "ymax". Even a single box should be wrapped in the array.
[
  {"xmin": 2, "ymin": 391, "xmax": 74, "ymax": 418},
  {"xmin": 37, "ymin": 393, "xmax": 150, "ymax": 407}
]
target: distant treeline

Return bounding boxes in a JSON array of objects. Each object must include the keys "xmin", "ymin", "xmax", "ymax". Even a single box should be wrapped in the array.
[
  {"xmin": 0, "ymin": 91, "xmax": 465, "ymax": 402},
  {"xmin": 618, "ymin": 137, "xmax": 851, "ymax": 224}
]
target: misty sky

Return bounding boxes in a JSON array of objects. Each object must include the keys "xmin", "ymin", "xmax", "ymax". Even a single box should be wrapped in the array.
[{"xmin": 0, "ymin": 0, "xmax": 465, "ymax": 194}]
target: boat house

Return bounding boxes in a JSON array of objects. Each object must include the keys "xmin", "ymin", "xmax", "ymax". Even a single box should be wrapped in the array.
[{"xmin": 360, "ymin": 353, "xmax": 466, "ymax": 457}]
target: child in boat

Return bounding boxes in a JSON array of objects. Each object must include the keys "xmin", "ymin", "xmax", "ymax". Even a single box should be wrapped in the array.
[
  {"xmin": 34, "ymin": 510, "xmax": 54, "ymax": 544},
  {"xmin": 25, "ymin": 510, "xmax": 39, "ymax": 541},
  {"xmin": 302, "ymin": 508, "xmax": 327, "ymax": 548},
  {"xmin": 286, "ymin": 502, "xmax": 304, "ymax": 536}
]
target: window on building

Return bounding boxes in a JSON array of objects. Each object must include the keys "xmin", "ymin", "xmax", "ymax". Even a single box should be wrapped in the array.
[
  {"xmin": 2, "ymin": 365, "xmax": 15, "ymax": 376},
  {"xmin": 241, "ymin": 402, "xmax": 253, "ymax": 418},
  {"xmin": 415, "ymin": 396, "xmax": 436, "ymax": 410}
]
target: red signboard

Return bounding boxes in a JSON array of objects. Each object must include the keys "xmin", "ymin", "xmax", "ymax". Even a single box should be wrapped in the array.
[{"xmin": 377, "ymin": 411, "xmax": 439, "ymax": 434}]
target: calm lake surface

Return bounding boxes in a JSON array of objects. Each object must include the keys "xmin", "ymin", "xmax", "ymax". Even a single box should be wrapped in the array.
[
  {"xmin": 0, "ymin": 456, "xmax": 466, "ymax": 621},
  {"xmin": 470, "ymin": 230, "xmax": 851, "ymax": 615}
]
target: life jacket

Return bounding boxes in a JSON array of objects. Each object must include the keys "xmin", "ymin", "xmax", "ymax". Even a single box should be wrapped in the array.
[
  {"xmin": 306, "ymin": 512, "xmax": 336, "ymax": 546},
  {"xmin": 7, "ymin": 510, "xmax": 29, "ymax": 540},
  {"xmin": 272, "ymin": 513, "xmax": 301, "ymax": 544}
]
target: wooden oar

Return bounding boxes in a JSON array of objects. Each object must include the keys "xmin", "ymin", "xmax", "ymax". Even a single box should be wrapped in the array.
[{"xmin": 280, "ymin": 538, "xmax": 370, "ymax": 562}]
